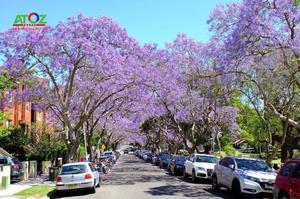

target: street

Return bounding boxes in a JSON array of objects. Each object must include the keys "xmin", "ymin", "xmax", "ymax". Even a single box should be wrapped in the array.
[{"xmin": 50, "ymin": 154, "xmax": 237, "ymax": 199}]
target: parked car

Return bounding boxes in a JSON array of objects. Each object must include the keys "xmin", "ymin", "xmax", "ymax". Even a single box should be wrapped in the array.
[
  {"xmin": 183, "ymin": 154, "xmax": 217, "ymax": 182},
  {"xmin": 212, "ymin": 156, "xmax": 277, "ymax": 196},
  {"xmin": 100, "ymin": 151, "xmax": 116, "ymax": 163},
  {"xmin": 168, "ymin": 155, "xmax": 186, "ymax": 176},
  {"xmin": 159, "ymin": 153, "xmax": 172, "ymax": 169},
  {"xmin": 56, "ymin": 162, "xmax": 100, "ymax": 193},
  {"xmin": 273, "ymin": 159, "xmax": 300, "ymax": 199},
  {"xmin": 153, "ymin": 151, "xmax": 168, "ymax": 166},
  {"xmin": 140, "ymin": 150, "xmax": 150, "ymax": 159},
  {"xmin": 0, "ymin": 156, "xmax": 24, "ymax": 180},
  {"xmin": 143, "ymin": 152, "xmax": 155, "ymax": 162}
]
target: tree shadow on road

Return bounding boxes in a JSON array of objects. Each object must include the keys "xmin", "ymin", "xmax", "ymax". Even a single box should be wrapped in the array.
[
  {"xmin": 145, "ymin": 184, "xmax": 235, "ymax": 198},
  {"xmin": 47, "ymin": 189, "xmax": 95, "ymax": 198}
]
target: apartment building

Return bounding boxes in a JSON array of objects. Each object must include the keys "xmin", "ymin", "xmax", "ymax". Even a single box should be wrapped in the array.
[{"xmin": 1, "ymin": 80, "xmax": 48, "ymax": 133}]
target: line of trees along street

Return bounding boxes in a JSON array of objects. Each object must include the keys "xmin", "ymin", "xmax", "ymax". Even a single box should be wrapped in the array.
[{"xmin": 1, "ymin": 0, "xmax": 300, "ymax": 164}]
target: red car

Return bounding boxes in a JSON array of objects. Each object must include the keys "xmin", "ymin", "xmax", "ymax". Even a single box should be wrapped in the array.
[{"xmin": 273, "ymin": 159, "xmax": 300, "ymax": 199}]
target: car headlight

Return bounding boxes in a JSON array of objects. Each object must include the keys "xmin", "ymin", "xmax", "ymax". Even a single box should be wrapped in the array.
[
  {"xmin": 197, "ymin": 167, "xmax": 205, "ymax": 171},
  {"xmin": 242, "ymin": 175, "xmax": 259, "ymax": 182}
]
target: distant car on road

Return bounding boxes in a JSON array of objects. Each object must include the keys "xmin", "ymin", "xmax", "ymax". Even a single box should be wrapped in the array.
[
  {"xmin": 183, "ymin": 154, "xmax": 217, "ymax": 182},
  {"xmin": 273, "ymin": 159, "xmax": 300, "ymax": 199},
  {"xmin": 0, "ymin": 156, "xmax": 24, "ymax": 180},
  {"xmin": 56, "ymin": 162, "xmax": 100, "ymax": 193},
  {"xmin": 168, "ymin": 155, "xmax": 186, "ymax": 176},
  {"xmin": 212, "ymin": 156, "xmax": 277, "ymax": 196}
]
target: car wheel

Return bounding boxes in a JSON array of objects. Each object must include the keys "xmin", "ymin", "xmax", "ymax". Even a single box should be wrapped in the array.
[
  {"xmin": 96, "ymin": 178, "xmax": 100, "ymax": 188},
  {"xmin": 192, "ymin": 170, "xmax": 197, "ymax": 183},
  {"xmin": 279, "ymin": 192, "xmax": 290, "ymax": 199},
  {"xmin": 211, "ymin": 175, "xmax": 220, "ymax": 191},
  {"xmin": 90, "ymin": 185, "xmax": 96, "ymax": 194},
  {"xmin": 174, "ymin": 168, "xmax": 178, "ymax": 176},
  {"xmin": 232, "ymin": 179, "xmax": 241, "ymax": 196},
  {"xmin": 183, "ymin": 168, "xmax": 188, "ymax": 179}
]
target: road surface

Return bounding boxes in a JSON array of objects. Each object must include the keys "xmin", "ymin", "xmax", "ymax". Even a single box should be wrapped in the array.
[{"xmin": 49, "ymin": 154, "xmax": 270, "ymax": 199}]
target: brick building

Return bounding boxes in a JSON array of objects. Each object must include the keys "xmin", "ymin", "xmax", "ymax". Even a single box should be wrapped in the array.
[{"xmin": 1, "ymin": 81, "xmax": 48, "ymax": 133}]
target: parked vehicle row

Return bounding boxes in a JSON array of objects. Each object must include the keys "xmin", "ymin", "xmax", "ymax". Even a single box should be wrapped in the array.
[{"xmin": 135, "ymin": 150, "xmax": 300, "ymax": 199}]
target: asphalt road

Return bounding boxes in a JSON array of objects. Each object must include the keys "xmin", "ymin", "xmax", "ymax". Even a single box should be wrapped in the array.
[{"xmin": 49, "ymin": 154, "xmax": 271, "ymax": 199}]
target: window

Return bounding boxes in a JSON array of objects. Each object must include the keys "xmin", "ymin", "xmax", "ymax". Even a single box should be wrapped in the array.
[
  {"xmin": 280, "ymin": 162, "xmax": 298, "ymax": 177},
  {"xmin": 189, "ymin": 154, "xmax": 195, "ymax": 162},
  {"xmin": 227, "ymin": 158, "xmax": 235, "ymax": 168},
  {"xmin": 0, "ymin": 158, "xmax": 8, "ymax": 165},
  {"xmin": 195, "ymin": 156, "xmax": 218, "ymax": 163},
  {"xmin": 6, "ymin": 119, "xmax": 12, "ymax": 127},
  {"xmin": 6, "ymin": 91, "xmax": 12, "ymax": 103},
  {"xmin": 89, "ymin": 163, "xmax": 95, "ymax": 172},
  {"xmin": 292, "ymin": 163, "xmax": 300, "ymax": 179},
  {"xmin": 236, "ymin": 159, "xmax": 271, "ymax": 171},
  {"xmin": 60, "ymin": 165, "xmax": 87, "ymax": 175},
  {"xmin": 26, "ymin": 102, "xmax": 30, "ymax": 111},
  {"xmin": 219, "ymin": 158, "xmax": 228, "ymax": 167}
]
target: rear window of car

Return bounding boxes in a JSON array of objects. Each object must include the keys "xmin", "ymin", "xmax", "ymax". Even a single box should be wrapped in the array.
[
  {"xmin": 12, "ymin": 158, "xmax": 20, "ymax": 164},
  {"xmin": 60, "ymin": 165, "xmax": 87, "ymax": 175},
  {"xmin": 0, "ymin": 158, "xmax": 8, "ymax": 165}
]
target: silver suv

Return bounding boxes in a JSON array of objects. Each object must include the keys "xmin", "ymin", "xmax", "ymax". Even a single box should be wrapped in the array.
[{"xmin": 212, "ymin": 156, "xmax": 277, "ymax": 195}]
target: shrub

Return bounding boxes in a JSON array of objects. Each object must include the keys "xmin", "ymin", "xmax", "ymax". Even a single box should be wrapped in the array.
[
  {"xmin": 0, "ymin": 127, "xmax": 30, "ymax": 160},
  {"xmin": 223, "ymin": 145, "xmax": 237, "ymax": 156}
]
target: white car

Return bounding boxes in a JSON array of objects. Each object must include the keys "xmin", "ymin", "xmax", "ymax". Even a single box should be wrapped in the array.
[
  {"xmin": 183, "ymin": 154, "xmax": 218, "ymax": 182},
  {"xmin": 56, "ymin": 162, "xmax": 100, "ymax": 193},
  {"xmin": 212, "ymin": 156, "xmax": 277, "ymax": 195}
]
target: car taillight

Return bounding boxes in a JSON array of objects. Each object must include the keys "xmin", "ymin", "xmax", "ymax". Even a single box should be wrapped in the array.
[
  {"xmin": 85, "ymin": 173, "xmax": 92, "ymax": 180},
  {"xmin": 56, "ymin": 176, "xmax": 62, "ymax": 182},
  {"xmin": 11, "ymin": 165, "xmax": 19, "ymax": 169}
]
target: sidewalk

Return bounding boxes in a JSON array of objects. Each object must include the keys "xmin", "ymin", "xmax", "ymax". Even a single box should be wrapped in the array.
[
  {"xmin": 0, "ymin": 174, "xmax": 55, "ymax": 198},
  {"xmin": 0, "ymin": 184, "xmax": 31, "ymax": 198},
  {"xmin": 14, "ymin": 174, "xmax": 55, "ymax": 186}
]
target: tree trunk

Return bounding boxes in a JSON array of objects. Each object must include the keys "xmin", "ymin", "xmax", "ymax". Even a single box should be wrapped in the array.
[
  {"xmin": 266, "ymin": 117, "xmax": 289, "ymax": 164},
  {"xmin": 87, "ymin": 134, "xmax": 93, "ymax": 160},
  {"xmin": 216, "ymin": 135, "xmax": 222, "ymax": 157},
  {"xmin": 65, "ymin": 137, "xmax": 81, "ymax": 163},
  {"xmin": 281, "ymin": 143, "xmax": 288, "ymax": 163}
]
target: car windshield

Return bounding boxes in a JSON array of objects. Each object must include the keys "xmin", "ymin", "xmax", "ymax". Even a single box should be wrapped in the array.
[
  {"xmin": 195, "ymin": 156, "xmax": 218, "ymax": 163},
  {"xmin": 162, "ymin": 154, "xmax": 171, "ymax": 159},
  {"xmin": 60, "ymin": 165, "xmax": 87, "ymax": 175},
  {"xmin": 236, "ymin": 159, "xmax": 272, "ymax": 172},
  {"xmin": 103, "ymin": 152, "xmax": 112, "ymax": 156},
  {"xmin": 176, "ymin": 156, "xmax": 186, "ymax": 163}
]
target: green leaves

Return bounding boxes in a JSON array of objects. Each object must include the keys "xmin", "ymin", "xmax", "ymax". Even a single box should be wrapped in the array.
[
  {"xmin": 0, "ymin": 70, "xmax": 15, "ymax": 97},
  {"xmin": 294, "ymin": 0, "xmax": 300, "ymax": 6}
]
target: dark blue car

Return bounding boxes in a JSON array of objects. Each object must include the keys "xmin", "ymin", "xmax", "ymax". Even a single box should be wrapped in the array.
[{"xmin": 159, "ymin": 153, "xmax": 172, "ymax": 169}]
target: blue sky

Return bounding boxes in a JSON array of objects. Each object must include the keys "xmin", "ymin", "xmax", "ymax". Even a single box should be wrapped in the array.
[{"xmin": 1, "ymin": 0, "xmax": 239, "ymax": 46}]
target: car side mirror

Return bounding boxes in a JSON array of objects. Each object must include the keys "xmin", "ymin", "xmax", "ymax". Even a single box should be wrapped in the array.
[{"xmin": 229, "ymin": 164, "xmax": 235, "ymax": 170}]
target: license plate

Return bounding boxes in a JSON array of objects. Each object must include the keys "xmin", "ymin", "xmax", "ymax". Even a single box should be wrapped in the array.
[
  {"xmin": 265, "ymin": 184, "xmax": 273, "ymax": 189},
  {"xmin": 68, "ymin": 184, "xmax": 77, "ymax": 188}
]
